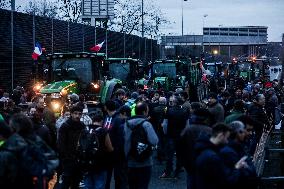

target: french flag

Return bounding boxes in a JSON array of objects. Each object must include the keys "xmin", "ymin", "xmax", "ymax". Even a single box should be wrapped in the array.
[
  {"xmin": 90, "ymin": 41, "xmax": 105, "ymax": 52},
  {"xmin": 32, "ymin": 42, "xmax": 42, "ymax": 60}
]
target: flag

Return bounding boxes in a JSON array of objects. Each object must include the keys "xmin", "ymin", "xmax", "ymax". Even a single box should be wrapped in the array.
[
  {"xmin": 200, "ymin": 62, "xmax": 206, "ymax": 73},
  {"xmin": 32, "ymin": 42, "xmax": 42, "ymax": 60},
  {"xmin": 90, "ymin": 41, "xmax": 105, "ymax": 52}
]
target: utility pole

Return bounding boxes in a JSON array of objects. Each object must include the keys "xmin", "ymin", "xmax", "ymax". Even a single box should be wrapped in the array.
[
  {"xmin": 11, "ymin": 0, "xmax": 15, "ymax": 11},
  {"xmin": 182, "ymin": 0, "xmax": 188, "ymax": 36},
  {"xmin": 141, "ymin": 0, "xmax": 144, "ymax": 38}
]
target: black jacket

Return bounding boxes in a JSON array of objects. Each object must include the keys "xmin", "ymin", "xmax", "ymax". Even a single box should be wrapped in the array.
[
  {"xmin": 165, "ymin": 106, "xmax": 188, "ymax": 139},
  {"xmin": 194, "ymin": 137, "xmax": 242, "ymax": 189},
  {"xmin": 58, "ymin": 118, "xmax": 85, "ymax": 161},
  {"xmin": 0, "ymin": 134, "xmax": 29, "ymax": 189}
]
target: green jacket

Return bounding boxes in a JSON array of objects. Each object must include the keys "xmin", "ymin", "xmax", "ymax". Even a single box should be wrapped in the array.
[
  {"xmin": 224, "ymin": 111, "xmax": 244, "ymax": 124},
  {"xmin": 0, "ymin": 113, "xmax": 4, "ymax": 121}
]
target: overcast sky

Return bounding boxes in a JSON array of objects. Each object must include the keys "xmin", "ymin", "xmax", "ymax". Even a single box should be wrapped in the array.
[
  {"xmin": 155, "ymin": 0, "xmax": 284, "ymax": 41},
  {"xmin": 15, "ymin": 0, "xmax": 284, "ymax": 41}
]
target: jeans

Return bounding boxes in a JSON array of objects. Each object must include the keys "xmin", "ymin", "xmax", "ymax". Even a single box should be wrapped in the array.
[
  {"xmin": 128, "ymin": 166, "xmax": 152, "ymax": 189},
  {"xmin": 84, "ymin": 171, "xmax": 107, "ymax": 189},
  {"xmin": 165, "ymin": 138, "xmax": 182, "ymax": 175}
]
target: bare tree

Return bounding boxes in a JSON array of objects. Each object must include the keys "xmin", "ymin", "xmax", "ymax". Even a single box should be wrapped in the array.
[
  {"xmin": 23, "ymin": 0, "xmax": 59, "ymax": 18},
  {"xmin": 57, "ymin": 0, "xmax": 82, "ymax": 23},
  {"xmin": 0, "ymin": 0, "xmax": 11, "ymax": 9},
  {"xmin": 109, "ymin": 0, "xmax": 169, "ymax": 37}
]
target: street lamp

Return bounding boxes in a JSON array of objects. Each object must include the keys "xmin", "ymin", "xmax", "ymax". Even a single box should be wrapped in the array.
[
  {"xmin": 141, "ymin": 0, "xmax": 144, "ymax": 37},
  {"xmin": 202, "ymin": 14, "xmax": 208, "ymax": 53},
  {"xmin": 182, "ymin": 0, "xmax": 188, "ymax": 36}
]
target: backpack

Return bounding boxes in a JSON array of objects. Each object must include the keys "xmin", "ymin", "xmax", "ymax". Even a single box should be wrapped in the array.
[
  {"xmin": 76, "ymin": 127, "xmax": 103, "ymax": 171},
  {"xmin": 17, "ymin": 135, "xmax": 59, "ymax": 189},
  {"xmin": 21, "ymin": 136, "xmax": 59, "ymax": 177},
  {"xmin": 127, "ymin": 120, "xmax": 153, "ymax": 162}
]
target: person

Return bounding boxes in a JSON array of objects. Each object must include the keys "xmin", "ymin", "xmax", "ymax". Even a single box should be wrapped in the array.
[
  {"xmin": 124, "ymin": 102, "xmax": 158, "ymax": 189},
  {"xmin": 247, "ymin": 94, "xmax": 270, "ymax": 143},
  {"xmin": 114, "ymin": 89, "xmax": 126, "ymax": 110},
  {"xmin": 125, "ymin": 92, "xmax": 139, "ymax": 107},
  {"xmin": 220, "ymin": 121, "xmax": 258, "ymax": 189},
  {"xmin": 207, "ymin": 92, "xmax": 225, "ymax": 125},
  {"xmin": 0, "ymin": 121, "xmax": 24, "ymax": 188},
  {"xmin": 178, "ymin": 108, "xmax": 212, "ymax": 189},
  {"xmin": 194, "ymin": 123, "xmax": 249, "ymax": 189},
  {"xmin": 9, "ymin": 113, "xmax": 58, "ymax": 189},
  {"xmin": 82, "ymin": 114, "xmax": 114, "ymax": 189},
  {"xmin": 224, "ymin": 99, "xmax": 245, "ymax": 124},
  {"xmin": 104, "ymin": 100, "xmax": 128, "ymax": 189},
  {"xmin": 58, "ymin": 105, "xmax": 85, "ymax": 189},
  {"xmin": 160, "ymin": 95, "xmax": 189, "ymax": 178},
  {"xmin": 151, "ymin": 97, "xmax": 167, "ymax": 162}
]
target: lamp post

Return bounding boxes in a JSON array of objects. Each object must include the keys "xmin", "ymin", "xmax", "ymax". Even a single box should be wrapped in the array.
[
  {"xmin": 202, "ymin": 14, "xmax": 208, "ymax": 53},
  {"xmin": 141, "ymin": 0, "xmax": 144, "ymax": 38},
  {"xmin": 181, "ymin": 0, "xmax": 188, "ymax": 36}
]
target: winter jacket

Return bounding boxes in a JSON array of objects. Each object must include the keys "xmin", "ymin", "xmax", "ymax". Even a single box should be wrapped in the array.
[
  {"xmin": 247, "ymin": 102, "xmax": 270, "ymax": 138},
  {"xmin": 178, "ymin": 123, "xmax": 212, "ymax": 173},
  {"xmin": 224, "ymin": 111, "xmax": 244, "ymax": 124},
  {"xmin": 103, "ymin": 112, "xmax": 125, "ymax": 158},
  {"xmin": 208, "ymin": 102, "xmax": 225, "ymax": 124},
  {"xmin": 0, "ymin": 134, "xmax": 30, "ymax": 189},
  {"xmin": 165, "ymin": 105, "xmax": 188, "ymax": 138},
  {"xmin": 58, "ymin": 118, "xmax": 85, "ymax": 162},
  {"xmin": 124, "ymin": 116, "xmax": 158, "ymax": 168},
  {"xmin": 220, "ymin": 140, "xmax": 258, "ymax": 189},
  {"xmin": 194, "ymin": 137, "xmax": 242, "ymax": 189}
]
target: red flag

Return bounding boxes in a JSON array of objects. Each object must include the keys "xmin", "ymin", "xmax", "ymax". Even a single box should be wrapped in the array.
[{"xmin": 90, "ymin": 41, "xmax": 105, "ymax": 52}]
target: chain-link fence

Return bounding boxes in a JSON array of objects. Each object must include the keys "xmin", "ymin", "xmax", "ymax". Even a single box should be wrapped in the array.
[{"xmin": 0, "ymin": 9, "xmax": 160, "ymax": 91}]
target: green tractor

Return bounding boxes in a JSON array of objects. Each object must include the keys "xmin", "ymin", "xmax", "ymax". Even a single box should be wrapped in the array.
[
  {"xmin": 104, "ymin": 58, "xmax": 145, "ymax": 89},
  {"xmin": 149, "ymin": 59, "xmax": 190, "ymax": 91},
  {"xmin": 36, "ymin": 52, "xmax": 121, "ymax": 112}
]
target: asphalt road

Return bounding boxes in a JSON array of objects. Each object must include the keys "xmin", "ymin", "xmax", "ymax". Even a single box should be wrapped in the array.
[{"xmin": 149, "ymin": 158, "xmax": 187, "ymax": 189}]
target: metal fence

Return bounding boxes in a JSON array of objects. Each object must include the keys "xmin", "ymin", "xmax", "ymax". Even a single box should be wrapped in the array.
[{"xmin": 0, "ymin": 9, "xmax": 159, "ymax": 91}]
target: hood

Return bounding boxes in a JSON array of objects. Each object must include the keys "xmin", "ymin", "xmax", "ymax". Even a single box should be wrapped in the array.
[
  {"xmin": 126, "ymin": 116, "xmax": 147, "ymax": 129},
  {"xmin": 40, "ymin": 80, "xmax": 77, "ymax": 94},
  {"xmin": 195, "ymin": 136, "xmax": 219, "ymax": 155},
  {"xmin": 2, "ymin": 133, "xmax": 27, "ymax": 152}
]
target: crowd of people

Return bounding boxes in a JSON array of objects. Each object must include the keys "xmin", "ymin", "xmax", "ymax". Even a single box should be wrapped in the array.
[{"xmin": 0, "ymin": 78, "xmax": 283, "ymax": 189}]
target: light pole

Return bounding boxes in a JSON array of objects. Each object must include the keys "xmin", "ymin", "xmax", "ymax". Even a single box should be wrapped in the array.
[
  {"xmin": 181, "ymin": 0, "xmax": 188, "ymax": 36},
  {"xmin": 202, "ymin": 14, "xmax": 208, "ymax": 53},
  {"xmin": 141, "ymin": 0, "xmax": 144, "ymax": 38}
]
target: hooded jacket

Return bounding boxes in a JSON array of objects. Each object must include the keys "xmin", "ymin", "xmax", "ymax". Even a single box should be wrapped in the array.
[
  {"xmin": 124, "ymin": 116, "xmax": 158, "ymax": 168},
  {"xmin": 194, "ymin": 137, "xmax": 241, "ymax": 189}
]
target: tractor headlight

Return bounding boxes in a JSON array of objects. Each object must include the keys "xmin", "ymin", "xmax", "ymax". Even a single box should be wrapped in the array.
[
  {"xmin": 91, "ymin": 82, "xmax": 100, "ymax": 89},
  {"xmin": 33, "ymin": 83, "xmax": 43, "ymax": 92},
  {"xmin": 51, "ymin": 101, "xmax": 61, "ymax": 111}
]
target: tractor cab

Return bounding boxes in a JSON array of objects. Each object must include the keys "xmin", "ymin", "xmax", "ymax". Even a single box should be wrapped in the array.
[
  {"xmin": 104, "ymin": 58, "xmax": 144, "ymax": 89},
  {"xmin": 37, "ymin": 52, "xmax": 107, "ymax": 112},
  {"xmin": 150, "ymin": 59, "xmax": 188, "ymax": 91}
]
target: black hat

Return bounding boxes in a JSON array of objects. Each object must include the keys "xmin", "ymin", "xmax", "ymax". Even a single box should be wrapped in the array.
[{"xmin": 70, "ymin": 105, "xmax": 84, "ymax": 113}]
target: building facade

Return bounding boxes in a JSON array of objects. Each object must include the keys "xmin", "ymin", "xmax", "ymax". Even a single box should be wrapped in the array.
[{"xmin": 161, "ymin": 26, "xmax": 268, "ymax": 61}]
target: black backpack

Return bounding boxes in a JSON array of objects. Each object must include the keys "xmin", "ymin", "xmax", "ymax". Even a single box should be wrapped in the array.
[
  {"xmin": 18, "ymin": 135, "xmax": 59, "ymax": 188},
  {"xmin": 76, "ymin": 127, "xmax": 102, "ymax": 170},
  {"xmin": 127, "ymin": 120, "xmax": 153, "ymax": 162}
]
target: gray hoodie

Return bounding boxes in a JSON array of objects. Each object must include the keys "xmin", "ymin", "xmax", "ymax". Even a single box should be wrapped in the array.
[{"xmin": 124, "ymin": 116, "xmax": 159, "ymax": 168}]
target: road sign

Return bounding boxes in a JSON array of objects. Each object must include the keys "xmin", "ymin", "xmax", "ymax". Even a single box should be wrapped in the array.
[{"xmin": 82, "ymin": 0, "xmax": 114, "ymax": 20}]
